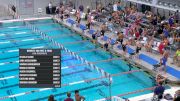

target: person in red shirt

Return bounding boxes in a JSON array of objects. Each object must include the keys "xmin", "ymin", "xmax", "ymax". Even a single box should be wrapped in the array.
[
  {"xmin": 158, "ymin": 42, "xmax": 165, "ymax": 54},
  {"xmin": 64, "ymin": 92, "xmax": 74, "ymax": 101}
]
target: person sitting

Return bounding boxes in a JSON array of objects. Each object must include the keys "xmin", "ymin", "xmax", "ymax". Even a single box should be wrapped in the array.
[
  {"xmin": 64, "ymin": 92, "xmax": 74, "ymax": 101},
  {"xmin": 171, "ymin": 48, "xmax": 180, "ymax": 66},
  {"xmin": 75, "ymin": 90, "xmax": 85, "ymax": 101},
  {"xmin": 153, "ymin": 82, "xmax": 165, "ymax": 100}
]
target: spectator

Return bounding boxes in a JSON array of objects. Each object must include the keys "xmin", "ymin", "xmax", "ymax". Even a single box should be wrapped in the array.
[
  {"xmin": 174, "ymin": 90, "xmax": 180, "ymax": 101},
  {"xmin": 76, "ymin": 10, "xmax": 81, "ymax": 26},
  {"xmin": 100, "ymin": 23, "xmax": 106, "ymax": 36},
  {"xmin": 116, "ymin": 32, "xmax": 124, "ymax": 45},
  {"xmin": 64, "ymin": 92, "xmax": 74, "ymax": 101},
  {"xmin": 117, "ymin": 2, "xmax": 121, "ymax": 11},
  {"xmin": 55, "ymin": 6, "xmax": 60, "ymax": 15},
  {"xmin": 168, "ymin": 16, "xmax": 174, "ymax": 27},
  {"xmin": 158, "ymin": 42, "xmax": 165, "ymax": 54},
  {"xmin": 113, "ymin": 2, "xmax": 118, "ymax": 12},
  {"xmin": 92, "ymin": 30, "xmax": 98, "ymax": 44},
  {"xmin": 171, "ymin": 48, "xmax": 180, "ymax": 66},
  {"xmin": 75, "ymin": 90, "xmax": 85, "ymax": 101},
  {"xmin": 48, "ymin": 95, "xmax": 56, "ymax": 101},
  {"xmin": 163, "ymin": 27, "xmax": 169, "ymax": 38},
  {"xmin": 159, "ymin": 50, "xmax": 169, "ymax": 73},
  {"xmin": 155, "ymin": 74, "xmax": 166, "ymax": 85},
  {"xmin": 174, "ymin": 10, "xmax": 179, "ymax": 23},
  {"xmin": 145, "ymin": 38, "xmax": 153, "ymax": 52},
  {"xmin": 48, "ymin": 2, "xmax": 53, "ymax": 14},
  {"xmin": 122, "ymin": 41, "xmax": 128, "ymax": 55},
  {"xmin": 135, "ymin": 41, "xmax": 142, "ymax": 59},
  {"xmin": 79, "ymin": 5, "xmax": 84, "ymax": 12},
  {"xmin": 11, "ymin": 5, "xmax": 16, "ymax": 13},
  {"xmin": 153, "ymin": 82, "xmax": 165, "ymax": 100}
]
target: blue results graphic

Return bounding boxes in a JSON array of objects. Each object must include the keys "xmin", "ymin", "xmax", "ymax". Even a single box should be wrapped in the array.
[{"xmin": 19, "ymin": 49, "xmax": 61, "ymax": 88}]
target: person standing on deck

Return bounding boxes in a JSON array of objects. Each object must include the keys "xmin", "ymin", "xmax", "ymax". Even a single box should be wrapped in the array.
[
  {"xmin": 48, "ymin": 2, "xmax": 53, "ymax": 14},
  {"xmin": 75, "ymin": 90, "xmax": 85, "ymax": 101},
  {"xmin": 64, "ymin": 92, "xmax": 73, "ymax": 101},
  {"xmin": 159, "ymin": 50, "xmax": 169, "ymax": 73},
  {"xmin": 153, "ymin": 82, "xmax": 165, "ymax": 100},
  {"xmin": 135, "ymin": 40, "xmax": 142, "ymax": 59}
]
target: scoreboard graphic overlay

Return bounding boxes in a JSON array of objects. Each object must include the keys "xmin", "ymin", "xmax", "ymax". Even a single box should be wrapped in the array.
[{"xmin": 19, "ymin": 49, "xmax": 61, "ymax": 88}]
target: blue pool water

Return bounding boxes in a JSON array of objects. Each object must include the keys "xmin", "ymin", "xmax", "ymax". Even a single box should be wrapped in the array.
[{"xmin": 0, "ymin": 19, "xmax": 156, "ymax": 101}]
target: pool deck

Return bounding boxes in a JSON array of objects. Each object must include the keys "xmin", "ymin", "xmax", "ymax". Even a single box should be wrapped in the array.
[{"xmin": 53, "ymin": 16, "xmax": 180, "ymax": 84}]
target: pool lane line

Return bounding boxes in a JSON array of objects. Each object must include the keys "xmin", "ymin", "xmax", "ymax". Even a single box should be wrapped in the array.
[
  {"xmin": 62, "ymin": 48, "xmax": 100, "ymax": 56},
  {"xmin": 0, "ymin": 22, "xmax": 60, "ymax": 34},
  {"xmin": 40, "ymin": 27, "xmax": 66, "ymax": 33},
  {"xmin": 0, "ymin": 46, "xmax": 47, "ymax": 60},
  {"xmin": 0, "ymin": 40, "xmax": 90, "ymax": 61},
  {"xmin": 0, "ymin": 26, "xmax": 25, "ymax": 30},
  {"xmin": 0, "ymin": 34, "xmax": 40, "ymax": 41},
  {"xmin": 0, "ymin": 22, "xmax": 56, "ymax": 30},
  {"xmin": 0, "ymin": 69, "xmax": 145, "ymax": 100},
  {"xmin": 0, "ymin": 28, "xmax": 30, "ymax": 34},
  {"xmin": 0, "ymin": 33, "xmax": 77, "ymax": 46},
  {"xmin": 62, "ymin": 40, "xmax": 88, "ymax": 45},
  {"xmin": 0, "ymin": 26, "xmax": 66, "ymax": 37},
  {"xmin": 0, "ymin": 41, "xmax": 48, "ymax": 50},
  {"xmin": 0, "ymin": 37, "xmax": 43, "ymax": 45}
]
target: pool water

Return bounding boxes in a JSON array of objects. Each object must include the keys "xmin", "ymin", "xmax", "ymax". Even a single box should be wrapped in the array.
[{"xmin": 0, "ymin": 19, "xmax": 155, "ymax": 101}]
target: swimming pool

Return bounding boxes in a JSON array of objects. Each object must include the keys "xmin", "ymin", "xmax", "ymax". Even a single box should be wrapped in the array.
[{"xmin": 0, "ymin": 18, "xmax": 156, "ymax": 101}]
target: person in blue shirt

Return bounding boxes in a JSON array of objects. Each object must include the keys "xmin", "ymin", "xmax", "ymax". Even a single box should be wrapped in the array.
[
  {"xmin": 163, "ymin": 28, "xmax": 169, "ymax": 38},
  {"xmin": 160, "ymin": 50, "xmax": 169, "ymax": 73},
  {"xmin": 117, "ymin": 2, "xmax": 121, "ymax": 11},
  {"xmin": 168, "ymin": 15, "xmax": 174, "ymax": 27}
]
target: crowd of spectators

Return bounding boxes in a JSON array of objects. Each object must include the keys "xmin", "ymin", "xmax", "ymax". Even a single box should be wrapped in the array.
[{"xmin": 50, "ymin": 1, "xmax": 180, "ymax": 101}]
